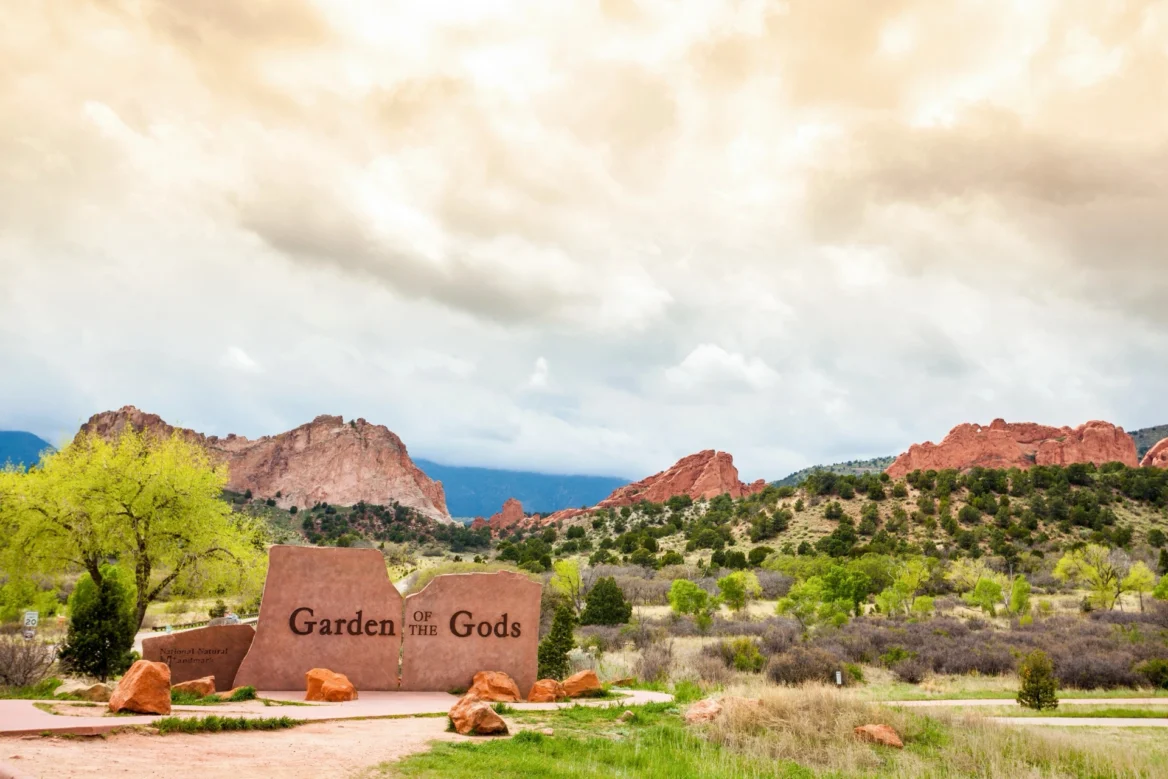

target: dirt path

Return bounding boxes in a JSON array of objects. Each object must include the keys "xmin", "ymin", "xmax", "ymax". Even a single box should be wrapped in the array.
[
  {"xmin": 891, "ymin": 698, "xmax": 1168, "ymax": 708},
  {"xmin": 987, "ymin": 717, "xmax": 1168, "ymax": 727},
  {"xmin": 0, "ymin": 717, "xmax": 459, "ymax": 779}
]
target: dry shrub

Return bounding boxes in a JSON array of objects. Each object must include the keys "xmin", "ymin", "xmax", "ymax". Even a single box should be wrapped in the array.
[
  {"xmin": 635, "ymin": 641, "xmax": 674, "ymax": 683},
  {"xmin": 754, "ymin": 570, "xmax": 792, "ymax": 599},
  {"xmin": 892, "ymin": 657, "xmax": 929, "ymax": 684},
  {"xmin": 622, "ymin": 621, "xmax": 667, "ymax": 651},
  {"xmin": 687, "ymin": 653, "xmax": 734, "ymax": 686},
  {"xmin": 576, "ymin": 625, "xmax": 625, "ymax": 653},
  {"xmin": 0, "ymin": 636, "xmax": 56, "ymax": 687},
  {"xmin": 765, "ymin": 646, "xmax": 843, "ymax": 686}
]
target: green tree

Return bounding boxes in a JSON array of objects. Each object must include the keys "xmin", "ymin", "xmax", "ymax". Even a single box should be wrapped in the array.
[
  {"xmin": 748, "ymin": 546, "xmax": 774, "ymax": 568},
  {"xmin": 964, "ymin": 577, "xmax": 1004, "ymax": 616},
  {"xmin": 537, "ymin": 604, "xmax": 577, "ymax": 680},
  {"xmin": 0, "ymin": 429, "xmax": 266, "ymax": 629},
  {"xmin": 1008, "ymin": 575, "xmax": 1031, "ymax": 616},
  {"xmin": 579, "ymin": 576, "xmax": 632, "ymax": 625},
  {"xmin": 717, "ymin": 571, "xmax": 761, "ymax": 614},
  {"xmin": 668, "ymin": 579, "xmax": 716, "ymax": 632},
  {"xmin": 57, "ymin": 565, "xmax": 137, "ymax": 682},
  {"xmin": 874, "ymin": 559, "xmax": 930, "ymax": 617},
  {"xmin": 1123, "ymin": 561, "xmax": 1156, "ymax": 612},
  {"xmin": 1053, "ymin": 545, "xmax": 1128, "ymax": 610},
  {"xmin": 1017, "ymin": 650, "xmax": 1059, "ymax": 711},
  {"xmin": 776, "ymin": 577, "xmax": 850, "ymax": 632},
  {"xmin": 549, "ymin": 559, "xmax": 585, "ymax": 614}
]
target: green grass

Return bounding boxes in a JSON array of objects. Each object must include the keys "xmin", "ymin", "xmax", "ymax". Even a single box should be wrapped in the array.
[
  {"xmin": 0, "ymin": 678, "xmax": 62, "ymax": 699},
  {"xmin": 155, "ymin": 715, "xmax": 302, "ymax": 735},
  {"xmin": 988, "ymin": 706, "xmax": 1168, "ymax": 719},
  {"xmin": 858, "ymin": 685, "xmax": 1168, "ymax": 702},
  {"xmin": 171, "ymin": 685, "xmax": 257, "ymax": 706}
]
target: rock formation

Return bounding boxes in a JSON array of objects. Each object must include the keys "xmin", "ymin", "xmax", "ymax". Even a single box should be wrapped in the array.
[
  {"xmin": 79, "ymin": 406, "xmax": 451, "ymax": 522},
  {"xmin": 108, "ymin": 660, "xmax": 172, "ymax": 715},
  {"xmin": 546, "ymin": 450, "xmax": 765, "ymax": 523},
  {"xmin": 1142, "ymin": 438, "xmax": 1168, "ymax": 468},
  {"xmin": 470, "ymin": 497, "xmax": 531, "ymax": 534},
  {"xmin": 887, "ymin": 419, "xmax": 1139, "ymax": 479}
]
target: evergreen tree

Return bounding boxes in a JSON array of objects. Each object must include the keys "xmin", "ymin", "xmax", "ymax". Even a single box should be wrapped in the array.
[
  {"xmin": 537, "ymin": 604, "xmax": 577, "ymax": 680},
  {"xmin": 58, "ymin": 565, "xmax": 138, "ymax": 682},
  {"xmin": 1017, "ymin": 650, "xmax": 1059, "ymax": 711},
  {"xmin": 579, "ymin": 577, "xmax": 632, "ymax": 626}
]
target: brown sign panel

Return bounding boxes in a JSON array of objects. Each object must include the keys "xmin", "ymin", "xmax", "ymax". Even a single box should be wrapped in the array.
[
  {"xmin": 142, "ymin": 624, "xmax": 255, "ymax": 692},
  {"xmin": 400, "ymin": 571, "xmax": 541, "ymax": 697},
  {"xmin": 234, "ymin": 546, "xmax": 403, "ymax": 691}
]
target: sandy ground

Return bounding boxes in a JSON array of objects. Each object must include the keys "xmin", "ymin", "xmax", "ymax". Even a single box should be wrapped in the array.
[{"xmin": 0, "ymin": 716, "xmax": 459, "ymax": 779}]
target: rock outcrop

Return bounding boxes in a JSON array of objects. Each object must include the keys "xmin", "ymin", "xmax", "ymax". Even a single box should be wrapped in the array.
[
  {"xmin": 471, "ymin": 498, "xmax": 532, "ymax": 534},
  {"xmin": 467, "ymin": 671, "xmax": 521, "ymax": 703},
  {"xmin": 527, "ymin": 679, "xmax": 567, "ymax": 703},
  {"xmin": 448, "ymin": 693, "xmax": 508, "ymax": 736},
  {"xmin": 886, "ymin": 419, "xmax": 1139, "ymax": 479},
  {"xmin": 562, "ymin": 670, "xmax": 602, "ymax": 698},
  {"xmin": 854, "ymin": 724, "xmax": 904, "ymax": 749},
  {"xmin": 305, "ymin": 668, "xmax": 358, "ymax": 702},
  {"xmin": 108, "ymin": 660, "xmax": 171, "ymax": 715},
  {"xmin": 171, "ymin": 676, "xmax": 216, "ymax": 698},
  {"xmin": 546, "ymin": 450, "xmax": 765, "ymax": 523},
  {"xmin": 1141, "ymin": 438, "xmax": 1168, "ymax": 469},
  {"xmin": 79, "ymin": 406, "xmax": 451, "ymax": 523}
]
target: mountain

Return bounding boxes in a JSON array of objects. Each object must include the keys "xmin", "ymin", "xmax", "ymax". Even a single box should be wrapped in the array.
[
  {"xmin": 886, "ymin": 419, "xmax": 1138, "ymax": 478},
  {"xmin": 1131, "ymin": 424, "xmax": 1168, "ymax": 460},
  {"xmin": 773, "ymin": 456, "xmax": 895, "ymax": 488},
  {"xmin": 79, "ymin": 407, "xmax": 452, "ymax": 523},
  {"xmin": 0, "ymin": 431, "xmax": 54, "ymax": 469},
  {"xmin": 412, "ymin": 459, "xmax": 627, "ymax": 519}
]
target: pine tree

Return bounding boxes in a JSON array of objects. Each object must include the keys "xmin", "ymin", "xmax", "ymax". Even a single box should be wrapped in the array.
[
  {"xmin": 579, "ymin": 577, "xmax": 632, "ymax": 626},
  {"xmin": 537, "ymin": 604, "xmax": 577, "ymax": 680},
  {"xmin": 1017, "ymin": 650, "xmax": 1059, "ymax": 711},
  {"xmin": 58, "ymin": 565, "xmax": 138, "ymax": 682}
]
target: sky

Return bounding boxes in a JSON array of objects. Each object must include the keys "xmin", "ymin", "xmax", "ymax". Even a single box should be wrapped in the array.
[{"xmin": 2, "ymin": 0, "xmax": 1167, "ymax": 482}]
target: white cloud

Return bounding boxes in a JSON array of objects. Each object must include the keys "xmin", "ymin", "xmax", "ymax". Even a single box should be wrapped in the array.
[
  {"xmin": 528, "ymin": 357, "xmax": 550, "ymax": 389},
  {"xmin": 665, "ymin": 345, "xmax": 779, "ymax": 392},
  {"xmin": 222, "ymin": 347, "xmax": 261, "ymax": 374}
]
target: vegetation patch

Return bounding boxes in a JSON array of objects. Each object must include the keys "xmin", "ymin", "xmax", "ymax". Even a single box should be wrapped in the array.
[{"xmin": 155, "ymin": 715, "xmax": 301, "ymax": 735}]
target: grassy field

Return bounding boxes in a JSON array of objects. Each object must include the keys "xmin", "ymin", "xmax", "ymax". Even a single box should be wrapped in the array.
[{"xmin": 378, "ymin": 686, "xmax": 1168, "ymax": 778}]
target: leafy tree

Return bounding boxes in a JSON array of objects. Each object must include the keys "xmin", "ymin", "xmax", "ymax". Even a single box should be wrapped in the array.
[
  {"xmin": 1053, "ymin": 544, "xmax": 1130, "ymax": 610},
  {"xmin": 668, "ymin": 579, "xmax": 716, "ymax": 631},
  {"xmin": 1154, "ymin": 574, "xmax": 1168, "ymax": 601},
  {"xmin": 1017, "ymin": 650, "xmax": 1059, "ymax": 711},
  {"xmin": 776, "ymin": 577, "xmax": 850, "ymax": 632},
  {"xmin": 964, "ymin": 577, "xmax": 1004, "ymax": 616},
  {"xmin": 748, "ymin": 546, "xmax": 774, "ymax": 568},
  {"xmin": 1123, "ymin": 561, "xmax": 1156, "ymax": 612},
  {"xmin": 723, "ymin": 550, "xmax": 748, "ymax": 570},
  {"xmin": 946, "ymin": 558, "xmax": 992, "ymax": 594},
  {"xmin": 58, "ymin": 565, "xmax": 137, "ymax": 682},
  {"xmin": 1149, "ymin": 529, "xmax": 1166, "ymax": 548},
  {"xmin": 821, "ymin": 566, "xmax": 872, "ymax": 615},
  {"xmin": 0, "ymin": 429, "xmax": 266, "ymax": 629},
  {"xmin": 579, "ymin": 576, "xmax": 632, "ymax": 625},
  {"xmin": 1160, "ymin": 549, "xmax": 1168, "ymax": 576},
  {"xmin": 874, "ymin": 559, "xmax": 931, "ymax": 616},
  {"xmin": 1008, "ymin": 575, "xmax": 1031, "ymax": 616},
  {"xmin": 549, "ymin": 559, "xmax": 586, "ymax": 614},
  {"xmin": 659, "ymin": 550, "xmax": 685, "ymax": 567},
  {"xmin": 717, "ymin": 571, "xmax": 761, "ymax": 613},
  {"xmin": 537, "ymin": 604, "xmax": 577, "ymax": 680}
]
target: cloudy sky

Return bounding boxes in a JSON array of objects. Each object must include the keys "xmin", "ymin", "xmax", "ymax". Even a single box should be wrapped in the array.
[{"xmin": 2, "ymin": 0, "xmax": 1166, "ymax": 481}]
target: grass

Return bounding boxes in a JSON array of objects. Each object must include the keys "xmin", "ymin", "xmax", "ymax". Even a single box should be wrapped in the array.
[
  {"xmin": 975, "ymin": 705, "xmax": 1168, "ymax": 719},
  {"xmin": 381, "ymin": 685, "xmax": 1168, "ymax": 778},
  {"xmin": 170, "ymin": 685, "xmax": 257, "ymax": 706},
  {"xmin": 0, "ymin": 677, "xmax": 63, "ymax": 699},
  {"xmin": 154, "ymin": 715, "xmax": 302, "ymax": 735}
]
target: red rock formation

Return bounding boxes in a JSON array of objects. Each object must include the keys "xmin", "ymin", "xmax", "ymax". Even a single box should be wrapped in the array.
[
  {"xmin": 79, "ymin": 406, "xmax": 451, "ymax": 523},
  {"xmin": 887, "ymin": 419, "xmax": 1139, "ymax": 479},
  {"xmin": 1142, "ymin": 438, "xmax": 1168, "ymax": 468},
  {"xmin": 546, "ymin": 450, "xmax": 764, "ymax": 523}
]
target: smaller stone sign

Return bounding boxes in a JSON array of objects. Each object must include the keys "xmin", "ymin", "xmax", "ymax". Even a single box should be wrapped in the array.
[
  {"xmin": 142, "ymin": 624, "xmax": 255, "ymax": 692},
  {"xmin": 400, "ymin": 571, "xmax": 541, "ymax": 696}
]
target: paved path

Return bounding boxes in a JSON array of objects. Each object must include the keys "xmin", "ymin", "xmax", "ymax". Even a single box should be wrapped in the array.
[
  {"xmin": 987, "ymin": 717, "xmax": 1168, "ymax": 727},
  {"xmin": 0, "ymin": 689, "xmax": 672, "ymax": 737},
  {"xmin": 890, "ymin": 698, "xmax": 1168, "ymax": 708}
]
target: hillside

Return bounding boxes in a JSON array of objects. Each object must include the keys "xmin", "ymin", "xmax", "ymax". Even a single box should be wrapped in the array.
[
  {"xmin": 412, "ymin": 458, "xmax": 628, "ymax": 518},
  {"xmin": 1131, "ymin": 424, "xmax": 1168, "ymax": 460},
  {"xmin": 0, "ymin": 431, "xmax": 53, "ymax": 469},
  {"xmin": 773, "ymin": 456, "xmax": 895, "ymax": 488}
]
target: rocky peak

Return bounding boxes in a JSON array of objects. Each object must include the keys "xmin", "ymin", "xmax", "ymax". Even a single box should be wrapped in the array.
[
  {"xmin": 78, "ymin": 407, "xmax": 451, "ymax": 523},
  {"xmin": 887, "ymin": 419, "xmax": 1139, "ymax": 479},
  {"xmin": 470, "ymin": 498, "xmax": 531, "ymax": 535},
  {"xmin": 1142, "ymin": 438, "xmax": 1168, "ymax": 469}
]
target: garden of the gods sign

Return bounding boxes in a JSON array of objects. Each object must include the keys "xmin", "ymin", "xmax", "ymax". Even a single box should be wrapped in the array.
[{"xmin": 210, "ymin": 546, "xmax": 542, "ymax": 694}]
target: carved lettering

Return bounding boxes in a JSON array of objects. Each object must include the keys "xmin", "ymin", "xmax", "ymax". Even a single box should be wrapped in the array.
[{"xmin": 289, "ymin": 607, "xmax": 315, "ymax": 636}]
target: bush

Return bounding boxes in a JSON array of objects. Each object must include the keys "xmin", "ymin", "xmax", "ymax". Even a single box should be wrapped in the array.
[
  {"xmin": 725, "ymin": 638, "xmax": 765, "ymax": 673},
  {"xmin": 208, "ymin": 599, "xmax": 228, "ymax": 619},
  {"xmin": 892, "ymin": 657, "xmax": 929, "ymax": 684},
  {"xmin": 1054, "ymin": 652, "xmax": 1140, "ymax": 690},
  {"xmin": 635, "ymin": 641, "xmax": 674, "ymax": 683},
  {"xmin": 57, "ymin": 565, "xmax": 137, "ymax": 682},
  {"xmin": 766, "ymin": 646, "xmax": 843, "ymax": 686},
  {"xmin": 1017, "ymin": 650, "xmax": 1059, "ymax": 710},
  {"xmin": 0, "ymin": 635, "xmax": 56, "ymax": 688},
  {"xmin": 537, "ymin": 605, "xmax": 576, "ymax": 680},
  {"xmin": 579, "ymin": 577, "xmax": 633, "ymax": 626},
  {"xmin": 1135, "ymin": 659, "xmax": 1168, "ymax": 689}
]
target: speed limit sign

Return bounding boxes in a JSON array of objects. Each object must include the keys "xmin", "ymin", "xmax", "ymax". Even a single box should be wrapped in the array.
[{"xmin": 23, "ymin": 611, "xmax": 38, "ymax": 629}]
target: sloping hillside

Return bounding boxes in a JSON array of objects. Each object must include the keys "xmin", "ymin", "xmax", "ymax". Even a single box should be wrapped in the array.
[
  {"xmin": 0, "ymin": 431, "xmax": 53, "ymax": 468},
  {"xmin": 773, "ymin": 456, "xmax": 895, "ymax": 488},
  {"xmin": 1132, "ymin": 424, "xmax": 1168, "ymax": 459}
]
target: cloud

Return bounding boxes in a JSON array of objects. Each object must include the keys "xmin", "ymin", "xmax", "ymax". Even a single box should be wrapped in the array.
[{"xmin": 2, "ymin": 0, "xmax": 1167, "ymax": 482}]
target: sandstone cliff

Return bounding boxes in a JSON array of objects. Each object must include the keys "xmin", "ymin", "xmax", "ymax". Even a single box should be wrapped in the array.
[
  {"xmin": 1141, "ymin": 438, "xmax": 1168, "ymax": 469},
  {"xmin": 546, "ymin": 450, "xmax": 765, "ymax": 523},
  {"xmin": 79, "ymin": 407, "xmax": 452, "ymax": 523},
  {"xmin": 886, "ymin": 419, "xmax": 1139, "ymax": 479},
  {"xmin": 470, "ymin": 497, "xmax": 533, "ymax": 534}
]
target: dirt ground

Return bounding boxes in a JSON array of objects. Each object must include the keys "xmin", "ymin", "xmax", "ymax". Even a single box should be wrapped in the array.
[{"xmin": 0, "ymin": 716, "xmax": 460, "ymax": 778}]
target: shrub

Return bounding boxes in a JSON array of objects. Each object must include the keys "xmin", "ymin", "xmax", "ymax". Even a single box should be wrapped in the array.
[
  {"xmin": 691, "ymin": 653, "xmax": 733, "ymax": 685},
  {"xmin": 635, "ymin": 641, "xmax": 674, "ymax": 683},
  {"xmin": 156, "ymin": 715, "xmax": 299, "ymax": 735},
  {"xmin": 57, "ymin": 565, "xmax": 137, "ymax": 682},
  {"xmin": 766, "ymin": 646, "xmax": 843, "ymax": 686},
  {"xmin": 208, "ymin": 599, "xmax": 228, "ymax": 619},
  {"xmin": 727, "ymin": 639, "xmax": 765, "ymax": 673},
  {"xmin": 1017, "ymin": 650, "xmax": 1059, "ymax": 710},
  {"xmin": 1135, "ymin": 658, "xmax": 1168, "ymax": 689},
  {"xmin": 1054, "ymin": 652, "xmax": 1140, "ymax": 689},
  {"xmin": 579, "ymin": 577, "xmax": 633, "ymax": 626},
  {"xmin": 0, "ymin": 635, "xmax": 56, "ymax": 688},
  {"xmin": 892, "ymin": 657, "xmax": 929, "ymax": 684},
  {"xmin": 537, "ymin": 605, "xmax": 576, "ymax": 680}
]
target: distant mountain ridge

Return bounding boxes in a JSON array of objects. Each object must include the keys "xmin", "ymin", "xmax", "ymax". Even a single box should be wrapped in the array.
[
  {"xmin": 1132, "ymin": 424, "xmax": 1168, "ymax": 460},
  {"xmin": 0, "ymin": 431, "xmax": 53, "ymax": 469},
  {"xmin": 412, "ymin": 459, "xmax": 628, "ymax": 519},
  {"xmin": 773, "ymin": 456, "xmax": 895, "ymax": 488}
]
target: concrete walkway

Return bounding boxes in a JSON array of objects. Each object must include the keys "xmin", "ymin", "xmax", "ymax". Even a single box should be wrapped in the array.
[{"xmin": 0, "ymin": 689, "xmax": 672, "ymax": 738}]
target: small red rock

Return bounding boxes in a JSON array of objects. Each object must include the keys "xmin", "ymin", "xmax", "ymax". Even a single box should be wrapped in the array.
[
  {"xmin": 684, "ymin": 698, "xmax": 723, "ymax": 724},
  {"xmin": 305, "ymin": 668, "xmax": 357, "ymax": 702},
  {"xmin": 468, "ymin": 671, "xmax": 521, "ymax": 702},
  {"xmin": 171, "ymin": 676, "xmax": 216, "ymax": 698},
  {"xmin": 527, "ymin": 679, "xmax": 567, "ymax": 703},
  {"xmin": 109, "ymin": 660, "xmax": 171, "ymax": 715},
  {"xmin": 562, "ymin": 670, "xmax": 602, "ymax": 698},
  {"xmin": 854, "ymin": 724, "xmax": 903, "ymax": 749},
  {"xmin": 449, "ymin": 694, "xmax": 508, "ymax": 736}
]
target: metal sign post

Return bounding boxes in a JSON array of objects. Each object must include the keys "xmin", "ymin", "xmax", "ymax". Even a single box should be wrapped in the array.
[{"xmin": 22, "ymin": 611, "xmax": 38, "ymax": 640}]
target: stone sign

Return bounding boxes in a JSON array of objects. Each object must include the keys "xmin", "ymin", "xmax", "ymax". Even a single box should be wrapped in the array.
[
  {"xmin": 142, "ymin": 624, "xmax": 255, "ymax": 692},
  {"xmin": 400, "ymin": 571, "xmax": 541, "ymax": 697},
  {"xmin": 234, "ymin": 546, "xmax": 403, "ymax": 691}
]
